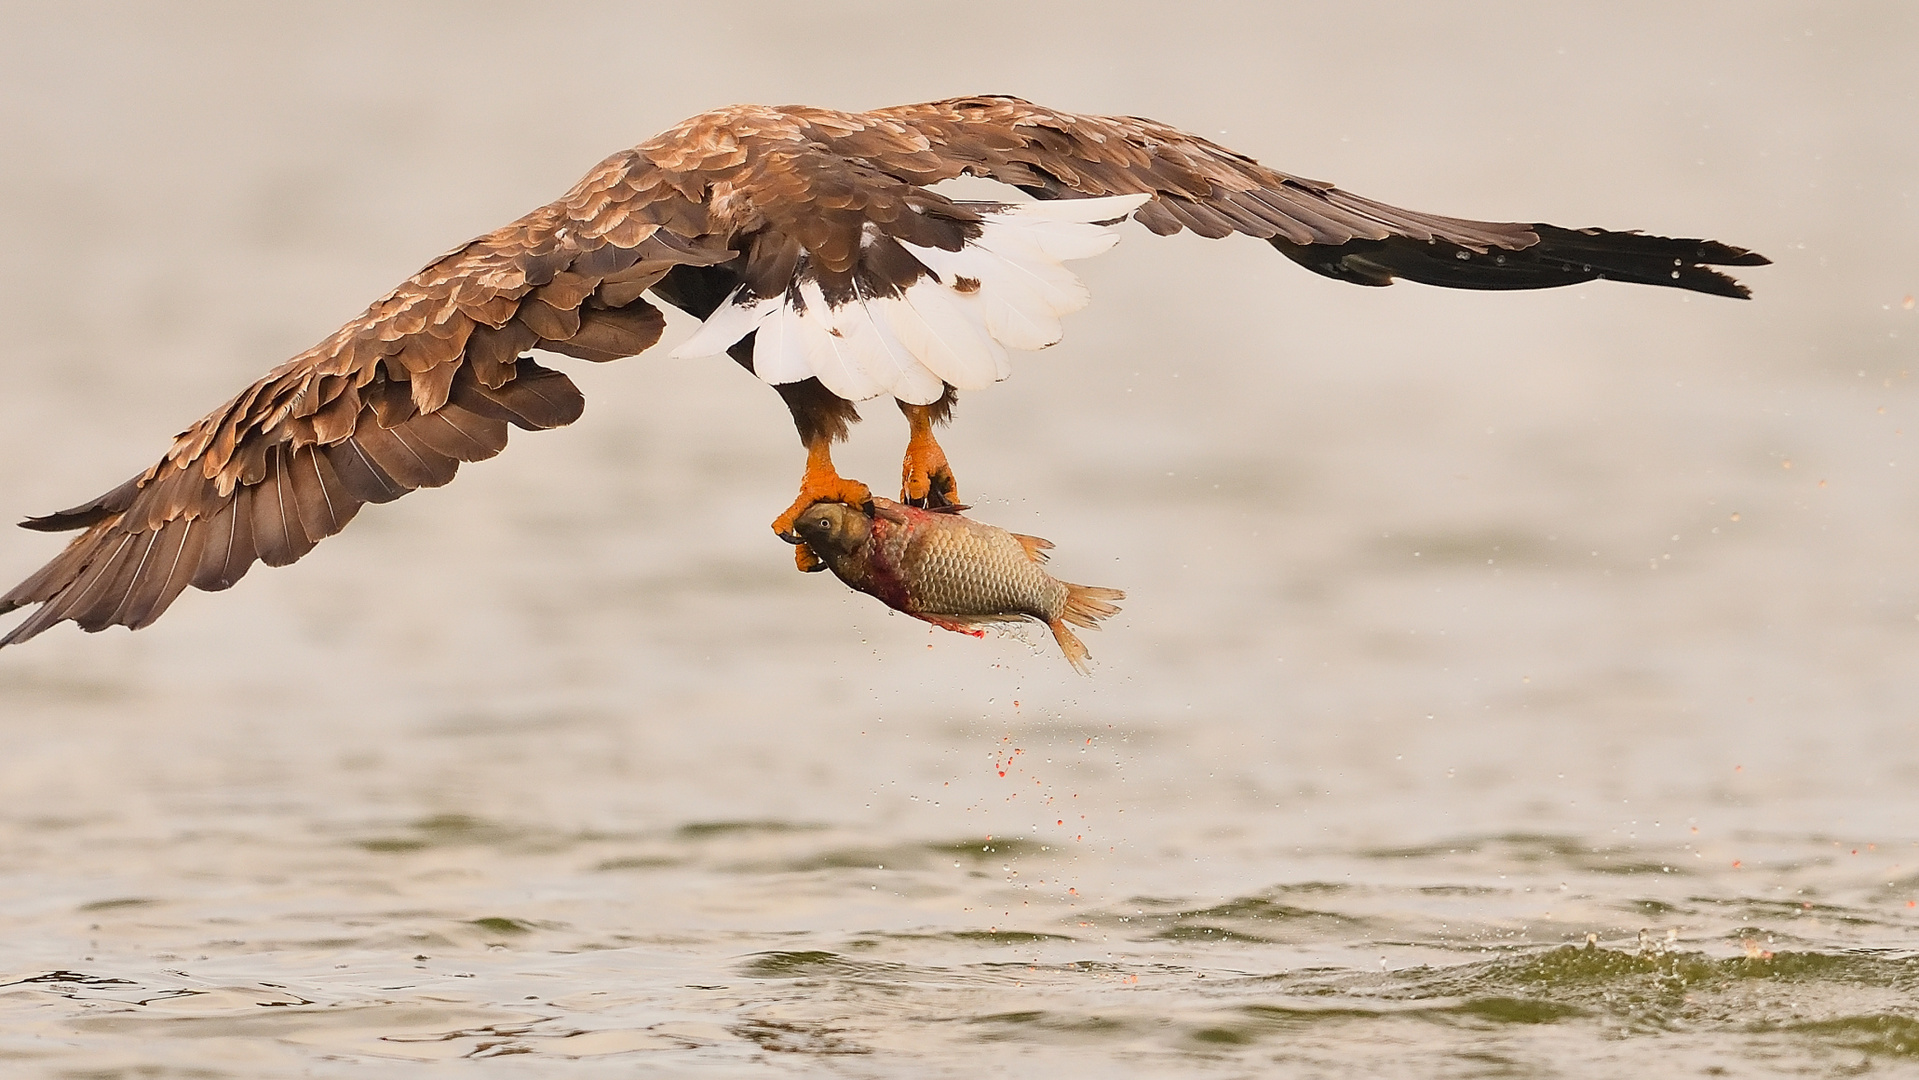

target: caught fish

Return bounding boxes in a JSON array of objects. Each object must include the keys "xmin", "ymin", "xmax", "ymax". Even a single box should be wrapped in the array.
[{"xmin": 791, "ymin": 498, "xmax": 1124, "ymax": 673}]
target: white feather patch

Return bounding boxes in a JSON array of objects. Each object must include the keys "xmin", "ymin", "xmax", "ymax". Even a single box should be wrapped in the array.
[
  {"xmin": 668, "ymin": 285, "xmax": 775, "ymax": 359},
  {"xmin": 794, "ymin": 281, "xmax": 888, "ymax": 401},
  {"xmin": 890, "ymin": 278, "xmax": 1009, "ymax": 390},
  {"xmin": 832, "ymin": 286, "xmax": 946, "ymax": 404},
  {"xmin": 903, "ymin": 241, "xmax": 1077, "ymax": 350},
  {"xmin": 751, "ymin": 296, "xmax": 814, "ymax": 385},
  {"xmin": 669, "ymin": 192, "xmax": 1151, "ymax": 401}
]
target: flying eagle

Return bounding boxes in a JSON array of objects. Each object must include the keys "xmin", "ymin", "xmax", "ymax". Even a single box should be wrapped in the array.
[{"xmin": 0, "ymin": 96, "xmax": 1767, "ymax": 647}]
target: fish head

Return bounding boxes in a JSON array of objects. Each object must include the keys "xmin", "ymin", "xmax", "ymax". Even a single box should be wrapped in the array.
[{"xmin": 790, "ymin": 500, "xmax": 873, "ymax": 558}]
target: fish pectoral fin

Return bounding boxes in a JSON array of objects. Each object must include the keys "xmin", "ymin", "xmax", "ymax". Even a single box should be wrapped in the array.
[
  {"xmin": 1010, "ymin": 533, "xmax": 1054, "ymax": 563},
  {"xmin": 915, "ymin": 613, "xmax": 988, "ymax": 638}
]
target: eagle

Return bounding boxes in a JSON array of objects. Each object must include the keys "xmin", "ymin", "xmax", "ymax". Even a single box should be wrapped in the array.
[{"xmin": 0, "ymin": 96, "xmax": 1767, "ymax": 647}]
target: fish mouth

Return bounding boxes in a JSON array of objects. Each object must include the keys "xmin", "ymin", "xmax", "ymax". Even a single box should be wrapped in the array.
[{"xmin": 776, "ymin": 529, "xmax": 803, "ymax": 545}]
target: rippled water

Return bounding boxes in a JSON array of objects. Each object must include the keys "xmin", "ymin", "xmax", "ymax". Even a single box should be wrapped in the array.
[{"xmin": 3, "ymin": 3, "xmax": 1918, "ymax": 1077}]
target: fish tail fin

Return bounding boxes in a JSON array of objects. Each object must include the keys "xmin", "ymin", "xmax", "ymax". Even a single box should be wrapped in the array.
[
  {"xmin": 1060, "ymin": 583, "xmax": 1124, "ymax": 629},
  {"xmin": 1050, "ymin": 583, "xmax": 1125, "ymax": 675}
]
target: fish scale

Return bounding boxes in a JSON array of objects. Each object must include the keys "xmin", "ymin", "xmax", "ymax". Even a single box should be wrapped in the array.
[{"xmin": 896, "ymin": 517, "xmax": 1066, "ymax": 618}]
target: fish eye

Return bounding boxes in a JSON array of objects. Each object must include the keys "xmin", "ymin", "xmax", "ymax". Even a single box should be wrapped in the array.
[{"xmin": 815, "ymin": 515, "xmax": 833, "ymax": 529}]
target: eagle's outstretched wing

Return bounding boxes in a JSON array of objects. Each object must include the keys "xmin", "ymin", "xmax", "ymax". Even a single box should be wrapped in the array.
[
  {"xmin": 0, "ymin": 154, "xmax": 732, "ymax": 645},
  {"xmin": 817, "ymin": 96, "xmax": 1769, "ymax": 297}
]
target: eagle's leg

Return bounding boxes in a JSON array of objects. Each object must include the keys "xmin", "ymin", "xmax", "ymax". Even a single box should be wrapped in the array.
[
  {"xmin": 773, "ymin": 437, "xmax": 873, "ymax": 566},
  {"xmin": 899, "ymin": 391, "xmax": 959, "ymax": 509},
  {"xmin": 770, "ymin": 381, "xmax": 871, "ymax": 571}
]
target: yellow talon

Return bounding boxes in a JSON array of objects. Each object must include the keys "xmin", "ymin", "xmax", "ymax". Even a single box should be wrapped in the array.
[
  {"xmin": 773, "ymin": 436, "xmax": 871, "ymax": 571},
  {"xmin": 899, "ymin": 402, "xmax": 959, "ymax": 508}
]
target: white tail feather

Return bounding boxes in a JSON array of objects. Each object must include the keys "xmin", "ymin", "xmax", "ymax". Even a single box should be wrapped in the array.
[
  {"xmin": 960, "ymin": 239, "xmax": 1093, "ymax": 322},
  {"xmin": 991, "ymin": 217, "xmax": 1123, "ymax": 264},
  {"xmin": 835, "ymin": 288, "xmax": 946, "ymax": 404},
  {"xmin": 669, "ymin": 285, "xmax": 773, "ymax": 358},
  {"xmin": 901, "ymin": 242, "xmax": 1068, "ymax": 350},
  {"xmin": 894, "ymin": 280, "xmax": 1008, "ymax": 389},
  {"xmin": 673, "ymin": 192, "xmax": 1148, "ymax": 401},
  {"xmin": 796, "ymin": 281, "xmax": 888, "ymax": 400},
  {"xmin": 752, "ymin": 297, "xmax": 815, "ymax": 385}
]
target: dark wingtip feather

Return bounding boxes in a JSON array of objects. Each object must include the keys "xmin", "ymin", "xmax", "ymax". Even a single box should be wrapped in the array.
[
  {"xmin": 1273, "ymin": 223, "xmax": 1769, "ymax": 299},
  {"xmin": 1694, "ymin": 241, "xmax": 1771, "ymax": 267}
]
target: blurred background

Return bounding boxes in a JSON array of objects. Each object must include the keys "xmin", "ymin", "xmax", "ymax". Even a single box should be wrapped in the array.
[{"xmin": 1, "ymin": 2, "xmax": 1916, "ymax": 1075}]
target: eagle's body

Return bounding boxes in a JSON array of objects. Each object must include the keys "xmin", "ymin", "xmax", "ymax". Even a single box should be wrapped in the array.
[{"xmin": 0, "ymin": 96, "xmax": 1767, "ymax": 646}]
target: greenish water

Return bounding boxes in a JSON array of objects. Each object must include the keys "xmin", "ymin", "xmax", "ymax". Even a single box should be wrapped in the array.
[{"xmin": 4, "ymin": 814, "xmax": 1917, "ymax": 1075}]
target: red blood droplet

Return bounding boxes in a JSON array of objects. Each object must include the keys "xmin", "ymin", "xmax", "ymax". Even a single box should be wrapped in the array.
[{"xmin": 1732, "ymin": 860, "xmax": 1743, "ymax": 869}]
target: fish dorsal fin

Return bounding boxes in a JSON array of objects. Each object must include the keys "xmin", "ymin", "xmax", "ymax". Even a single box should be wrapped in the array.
[{"xmin": 1011, "ymin": 533, "xmax": 1054, "ymax": 563}]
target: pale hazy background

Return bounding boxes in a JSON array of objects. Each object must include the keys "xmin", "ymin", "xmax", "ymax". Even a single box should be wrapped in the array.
[{"xmin": 1, "ymin": 2, "xmax": 1917, "ymax": 1075}]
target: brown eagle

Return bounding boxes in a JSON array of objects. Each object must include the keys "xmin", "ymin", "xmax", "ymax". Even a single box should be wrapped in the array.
[{"xmin": 0, "ymin": 96, "xmax": 1767, "ymax": 647}]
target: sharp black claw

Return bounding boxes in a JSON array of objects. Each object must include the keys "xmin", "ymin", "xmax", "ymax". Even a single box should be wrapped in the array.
[
  {"xmin": 905, "ymin": 485, "xmax": 963, "ymax": 512},
  {"xmin": 777, "ymin": 529, "xmax": 802, "ymax": 545}
]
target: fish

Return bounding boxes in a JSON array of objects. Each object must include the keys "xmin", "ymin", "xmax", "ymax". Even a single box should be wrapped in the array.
[{"xmin": 791, "ymin": 498, "xmax": 1124, "ymax": 674}]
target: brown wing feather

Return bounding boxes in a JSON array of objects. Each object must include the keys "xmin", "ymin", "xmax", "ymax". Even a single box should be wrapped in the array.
[
  {"xmin": 806, "ymin": 96, "xmax": 1495, "ymax": 244},
  {"xmin": 828, "ymin": 96, "xmax": 1767, "ymax": 293},
  {"xmin": 0, "ymin": 149, "xmax": 732, "ymax": 646}
]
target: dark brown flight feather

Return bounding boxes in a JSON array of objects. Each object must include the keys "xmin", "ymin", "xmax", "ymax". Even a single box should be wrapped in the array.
[{"xmin": 1, "ymin": 95, "xmax": 1767, "ymax": 646}]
